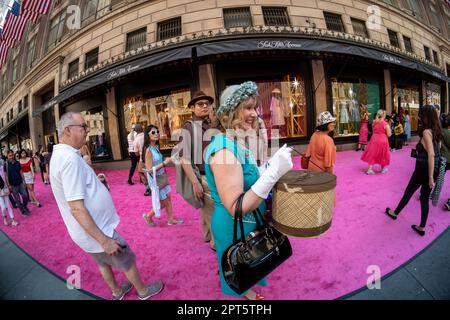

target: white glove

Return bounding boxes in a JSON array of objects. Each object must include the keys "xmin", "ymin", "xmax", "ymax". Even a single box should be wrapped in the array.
[
  {"xmin": 257, "ymin": 144, "xmax": 293, "ymax": 175},
  {"xmin": 251, "ymin": 144, "xmax": 293, "ymax": 199}
]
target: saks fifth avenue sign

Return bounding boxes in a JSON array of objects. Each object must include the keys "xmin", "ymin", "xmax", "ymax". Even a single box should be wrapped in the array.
[
  {"xmin": 257, "ymin": 40, "xmax": 303, "ymax": 49},
  {"xmin": 381, "ymin": 54, "xmax": 402, "ymax": 65},
  {"xmin": 106, "ymin": 64, "xmax": 141, "ymax": 80}
]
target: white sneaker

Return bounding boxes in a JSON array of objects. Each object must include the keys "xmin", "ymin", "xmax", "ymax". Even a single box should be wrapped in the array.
[
  {"xmin": 382, "ymin": 167, "xmax": 389, "ymax": 174},
  {"xmin": 366, "ymin": 169, "xmax": 375, "ymax": 175}
]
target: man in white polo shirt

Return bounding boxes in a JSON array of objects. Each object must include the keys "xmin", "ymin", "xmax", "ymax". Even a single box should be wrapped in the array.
[{"xmin": 50, "ymin": 112, "xmax": 163, "ymax": 300}]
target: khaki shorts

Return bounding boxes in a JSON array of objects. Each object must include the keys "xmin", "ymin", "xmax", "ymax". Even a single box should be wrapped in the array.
[{"xmin": 89, "ymin": 231, "xmax": 136, "ymax": 272}]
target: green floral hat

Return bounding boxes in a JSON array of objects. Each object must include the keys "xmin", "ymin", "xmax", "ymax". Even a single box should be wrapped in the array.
[{"xmin": 217, "ymin": 81, "xmax": 258, "ymax": 116}]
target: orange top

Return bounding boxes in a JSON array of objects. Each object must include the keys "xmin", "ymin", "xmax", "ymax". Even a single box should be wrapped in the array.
[{"xmin": 305, "ymin": 131, "xmax": 336, "ymax": 173}]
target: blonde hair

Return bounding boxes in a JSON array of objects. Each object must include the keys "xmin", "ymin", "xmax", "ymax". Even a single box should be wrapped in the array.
[
  {"xmin": 375, "ymin": 109, "xmax": 385, "ymax": 121},
  {"xmin": 218, "ymin": 96, "xmax": 259, "ymax": 131}
]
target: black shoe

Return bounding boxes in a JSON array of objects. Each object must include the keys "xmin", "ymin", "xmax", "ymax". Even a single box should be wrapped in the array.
[
  {"xmin": 411, "ymin": 225, "xmax": 425, "ymax": 236},
  {"xmin": 385, "ymin": 208, "xmax": 397, "ymax": 220},
  {"xmin": 21, "ymin": 210, "xmax": 28, "ymax": 216},
  {"xmin": 127, "ymin": 181, "xmax": 134, "ymax": 185},
  {"xmin": 445, "ymin": 202, "xmax": 450, "ymax": 211},
  {"xmin": 144, "ymin": 190, "xmax": 151, "ymax": 196}
]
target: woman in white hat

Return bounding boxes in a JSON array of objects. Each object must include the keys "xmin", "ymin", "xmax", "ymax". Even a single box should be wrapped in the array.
[
  {"xmin": 304, "ymin": 111, "xmax": 337, "ymax": 174},
  {"xmin": 204, "ymin": 81, "xmax": 293, "ymax": 300}
]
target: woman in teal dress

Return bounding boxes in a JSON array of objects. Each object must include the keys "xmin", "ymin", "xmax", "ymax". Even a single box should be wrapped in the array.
[{"xmin": 204, "ymin": 82, "xmax": 293, "ymax": 300}]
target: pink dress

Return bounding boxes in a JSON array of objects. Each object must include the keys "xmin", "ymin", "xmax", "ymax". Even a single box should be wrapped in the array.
[
  {"xmin": 358, "ymin": 118, "xmax": 369, "ymax": 145},
  {"xmin": 361, "ymin": 120, "xmax": 390, "ymax": 167}
]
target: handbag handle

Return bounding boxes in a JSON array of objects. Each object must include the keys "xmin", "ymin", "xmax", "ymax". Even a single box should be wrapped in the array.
[{"xmin": 233, "ymin": 193, "xmax": 246, "ymax": 244}]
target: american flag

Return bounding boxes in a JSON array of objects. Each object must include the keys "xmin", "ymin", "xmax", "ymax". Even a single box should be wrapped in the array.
[
  {"xmin": 21, "ymin": 0, "xmax": 53, "ymax": 15},
  {"xmin": 0, "ymin": 41, "xmax": 10, "ymax": 68},
  {"xmin": 21, "ymin": 9, "xmax": 40, "ymax": 23},
  {"xmin": 2, "ymin": 13, "xmax": 28, "ymax": 45}
]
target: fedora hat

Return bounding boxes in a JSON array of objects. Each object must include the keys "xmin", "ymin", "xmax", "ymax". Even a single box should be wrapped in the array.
[
  {"xmin": 188, "ymin": 91, "xmax": 214, "ymax": 108},
  {"xmin": 316, "ymin": 111, "xmax": 336, "ymax": 127}
]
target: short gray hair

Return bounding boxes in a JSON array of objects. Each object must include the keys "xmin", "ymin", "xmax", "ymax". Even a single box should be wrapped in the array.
[{"xmin": 57, "ymin": 112, "xmax": 81, "ymax": 138}]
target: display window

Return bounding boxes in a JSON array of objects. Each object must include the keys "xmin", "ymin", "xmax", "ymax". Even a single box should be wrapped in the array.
[
  {"xmin": 123, "ymin": 88, "xmax": 192, "ymax": 150},
  {"xmin": 331, "ymin": 78, "xmax": 381, "ymax": 137},
  {"xmin": 426, "ymin": 83, "xmax": 441, "ymax": 107},
  {"xmin": 226, "ymin": 75, "xmax": 308, "ymax": 140},
  {"xmin": 81, "ymin": 107, "xmax": 110, "ymax": 160},
  {"xmin": 393, "ymin": 86, "xmax": 420, "ymax": 131}
]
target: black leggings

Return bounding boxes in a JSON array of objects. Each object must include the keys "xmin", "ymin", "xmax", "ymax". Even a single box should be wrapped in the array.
[
  {"xmin": 394, "ymin": 165, "xmax": 436, "ymax": 228},
  {"xmin": 128, "ymin": 152, "xmax": 138, "ymax": 182}
]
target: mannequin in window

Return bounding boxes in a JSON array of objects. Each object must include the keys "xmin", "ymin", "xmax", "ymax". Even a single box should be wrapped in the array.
[
  {"xmin": 339, "ymin": 101, "xmax": 350, "ymax": 134},
  {"xmin": 350, "ymin": 99, "xmax": 360, "ymax": 133},
  {"xmin": 270, "ymin": 88, "xmax": 286, "ymax": 136}
]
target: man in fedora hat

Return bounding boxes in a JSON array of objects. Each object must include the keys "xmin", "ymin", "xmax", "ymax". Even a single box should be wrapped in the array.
[{"xmin": 178, "ymin": 91, "xmax": 217, "ymax": 250}]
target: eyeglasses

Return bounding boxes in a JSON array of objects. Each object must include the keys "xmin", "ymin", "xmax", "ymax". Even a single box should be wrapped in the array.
[
  {"xmin": 150, "ymin": 130, "xmax": 159, "ymax": 135},
  {"xmin": 68, "ymin": 124, "xmax": 89, "ymax": 130},
  {"xmin": 195, "ymin": 101, "xmax": 211, "ymax": 108}
]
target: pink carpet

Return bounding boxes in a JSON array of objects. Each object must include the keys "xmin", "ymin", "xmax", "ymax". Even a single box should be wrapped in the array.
[{"xmin": 1, "ymin": 145, "xmax": 449, "ymax": 300}]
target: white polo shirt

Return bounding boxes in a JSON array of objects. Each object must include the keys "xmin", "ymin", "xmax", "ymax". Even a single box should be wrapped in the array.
[{"xmin": 50, "ymin": 143, "xmax": 120, "ymax": 253}]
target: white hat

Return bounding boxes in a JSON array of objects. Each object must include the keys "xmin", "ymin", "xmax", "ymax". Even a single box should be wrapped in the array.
[{"xmin": 316, "ymin": 111, "xmax": 336, "ymax": 127}]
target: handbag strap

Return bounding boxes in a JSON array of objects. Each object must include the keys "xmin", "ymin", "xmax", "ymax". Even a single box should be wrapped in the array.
[{"xmin": 233, "ymin": 193, "xmax": 246, "ymax": 244}]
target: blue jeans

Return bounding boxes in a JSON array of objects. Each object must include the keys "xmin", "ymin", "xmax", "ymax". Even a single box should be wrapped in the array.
[{"xmin": 12, "ymin": 183, "xmax": 29, "ymax": 212}]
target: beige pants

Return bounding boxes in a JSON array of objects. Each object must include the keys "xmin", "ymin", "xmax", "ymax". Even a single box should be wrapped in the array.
[{"xmin": 201, "ymin": 175, "xmax": 215, "ymax": 250}]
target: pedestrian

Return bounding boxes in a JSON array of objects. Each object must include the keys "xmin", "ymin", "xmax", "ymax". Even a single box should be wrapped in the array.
[
  {"xmin": 19, "ymin": 149, "xmax": 41, "ymax": 207},
  {"xmin": 0, "ymin": 158, "xmax": 18, "ymax": 227},
  {"xmin": 356, "ymin": 104, "xmax": 369, "ymax": 151},
  {"xmin": 361, "ymin": 109, "xmax": 391, "ymax": 174},
  {"xmin": 143, "ymin": 125, "xmax": 183, "ymax": 226},
  {"xmin": 178, "ymin": 91, "xmax": 216, "ymax": 249},
  {"xmin": 204, "ymin": 81, "xmax": 293, "ymax": 299},
  {"xmin": 127, "ymin": 124, "xmax": 138, "ymax": 185},
  {"xmin": 34, "ymin": 145, "xmax": 49, "ymax": 184},
  {"xmin": 440, "ymin": 114, "xmax": 450, "ymax": 211},
  {"xmin": 5, "ymin": 150, "xmax": 30, "ymax": 215},
  {"xmin": 385, "ymin": 105, "xmax": 443, "ymax": 236},
  {"xmin": 133, "ymin": 124, "xmax": 151, "ymax": 196},
  {"xmin": 50, "ymin": 112, "xmax": 163, "ymax": 300},
  {"xmin": 304, "ymin": 111, "xmax": 337, "ymax": 174},
  {"xmin": 403, "ymin": 109, "xmax": 412, "ymax": 145}
]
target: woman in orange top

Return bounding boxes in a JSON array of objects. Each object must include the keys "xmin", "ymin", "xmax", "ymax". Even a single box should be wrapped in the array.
[{"xmin": 305, "ymin": 111, "xmax": 337, "ymax": 174}]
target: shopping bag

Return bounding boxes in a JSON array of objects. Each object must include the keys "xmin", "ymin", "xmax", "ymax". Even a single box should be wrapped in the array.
[{"xmin": 146, "ymin": 167, "xmax": 161, "ymax": 218}]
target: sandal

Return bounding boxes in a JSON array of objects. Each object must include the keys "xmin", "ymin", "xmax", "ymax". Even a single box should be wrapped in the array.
[
  {"xmin": 11, "ymin": 220, "xmax": 19, "ymax": 227},
  {"xmin": 143, "ymin": 213, "xmax": 156, "ymax": 227},
  {"xmin": 244, "ymin": 293, "xmax": 265, "ymax": 300},
  {"xmin": 3, "ymin": 217, "xmax": 10, "ymax": 226},
  {"xmin": 385, "ymin": 208, "xmax": 397, "ymax": 220},
  {"xmin": 411, "ymin": 225, "xmax": 425, "ymax": 237}
]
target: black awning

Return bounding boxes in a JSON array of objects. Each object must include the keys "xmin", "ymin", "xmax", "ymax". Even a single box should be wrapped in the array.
[
  {"xmin": 196, "ymin": 38, "xmax": 449, "ymax": 82},
  {"xmin": 32, "ymin": 45, "xmax": 194, "ymax": 117}
]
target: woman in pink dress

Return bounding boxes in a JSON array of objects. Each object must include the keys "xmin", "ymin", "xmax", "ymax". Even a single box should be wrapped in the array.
[
  {"xmin": 361, "ymin": 109, "xmax": 392, "ymax": 174},
  {"xmin": 357, "ymin": 104, "xmax": 370, "ymax": 151}
]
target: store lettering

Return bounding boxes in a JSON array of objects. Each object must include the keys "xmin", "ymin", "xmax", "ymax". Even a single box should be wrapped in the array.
[
  {"xmin": 381, "ymin": 54, "xmax": 401, "ymax": 64},
  {"xmin": 107, "ymin": 65, "xmax": 141, "ymax": 80},
  {"xmin": 257, "ymin": 41, "xmax": 302, "ymax": 49}
]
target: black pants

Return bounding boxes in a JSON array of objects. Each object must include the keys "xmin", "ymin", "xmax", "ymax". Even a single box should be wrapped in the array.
[
  {"xmin": 394, "ymin": 165, "xmax": 436, "ymax": 228},
  {"xmin": 128, "ymin": 152, "xmax": 138, "ymax": 182}
]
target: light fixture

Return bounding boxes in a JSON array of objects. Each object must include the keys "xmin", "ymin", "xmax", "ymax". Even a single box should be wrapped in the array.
[{"xmin": 293, "ymin": 77, "xmax": 299, "ymax": 89}]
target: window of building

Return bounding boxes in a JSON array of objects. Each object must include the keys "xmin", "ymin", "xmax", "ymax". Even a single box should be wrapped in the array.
[
  {"xmin": 24, "ymin": 95, "xmax": 29, "ymax": 109},
  {"xmin": 262, "ymin": 7, "xmax": 290, "ymax": 26},
  {"xmin": 47, "ymin": 10, "xmax": 66, "ymax": 50},
  {"xmin": 97, "ymin": 0, "xmax": 111, "ymax": 18},
  {"xmin": 12, "ymin": 59, "xmax": 18, "ymax": 84},
  {"xmin": 7, "ymin": 112, "xmax": 9, "ymax": 122},
  {"xmin": 1, "ymin": 118, "xmax": 3, "ymax": 128},
  {"xmin": 426, "ymin": 82, "xmax": 441, "ymax": 107},
  {"xmin": 432, "ymin": 50, "xmax": 440, "ymax": 66},
  {"xmin": 27, "ymin": 37, "xmax": 36, "ymax": 71},
  {"xmin": 157, "ymin": 17, "xmax": 181, "ymax": 41},
  {"xmin": 331, "ymin": 79, "xmax": 381, "ymax": 137},
  {"xmin": 2, "ymin": 74, "xmax": 6, "ymax": 98},
  {"xmin": 82, "ymin": 0, "xmax": 111, "ymax": 23},
  {"xmin": 85, "ymin": 48, "xmax": 99, "ymax": 70},
  {"xmin": 126, "ymin": 27, "xmax": 147, "ymax": 52},
  {"xmin": 387, "ymin": 29, "xmax": 399, "ymax": 48},
  {"xmin": 324, "ymin": 12, "xmax": 345, "ymax": 33},
  {"xmin": 403, "ymin": 36, "xmax": 413, "ymax": 53},
  {"xmin": 406, "ymin": 0, "xmax": 423, "ymax": 18},
  {"xmin": 223, "ymin": 7, "xmax": 252, "ymax": 28},
  {"xmin": 351, "ymin": 18, "xmax": 369, "ymax": 38},
  {"xmin": 423, "ymin": 45, "xmax": 431, "ymax": 61},
  {"xmin": 18, "ymin": 100, "xmax": 22, "ymax": 113},
  {"xmin": 68, "ymin": 59, "xmax": 79, "ymax": 79},
  {"xmin": 9, "ymin": 109, "xmax": 13, "ymax": 121},
  {"xmin": 429, "ymin": 4, "xmax": 441, "ymax": 30}
]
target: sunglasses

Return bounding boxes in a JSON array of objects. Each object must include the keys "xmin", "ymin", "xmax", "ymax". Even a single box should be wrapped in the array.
[
  {"xmin": 68, "ymin": 123, "xmax": 89, "ymax": 130},
  {"xmin": 150, "ymin": 130, "xmax": 159, "ymax": 135}
]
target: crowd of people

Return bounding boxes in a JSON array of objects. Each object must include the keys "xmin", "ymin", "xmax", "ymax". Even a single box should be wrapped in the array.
[{"xmin": 3, "ymin": 81, "xmax": 448, "ymax": 300}]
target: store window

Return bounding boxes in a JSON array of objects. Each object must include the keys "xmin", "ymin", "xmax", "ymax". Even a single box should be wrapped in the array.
[
  {"xmin": 393, "ymin": 86, "xmax": 420, "ymax": 131},
  {"xmin": 81, "ymin": 107, "xmax": 110, "ymax": 159},
  {"xmin": 425, "ymin": 83, "xmax": 441, "ymax": 107},
  {"xmin": 122, "ymin": 88, "xmax": 192, "ymax": 150},
  {"xmin": 225, "ymin": 76, "xmax": 308, "ymax": 140},
  {"xmin": 331, "ymin": 78, "xmax": 381, "ymax": 137}
]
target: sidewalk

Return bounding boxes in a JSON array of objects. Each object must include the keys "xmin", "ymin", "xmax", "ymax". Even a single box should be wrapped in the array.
[{"xmin": 1, "ymin": 227, "xmax": 449, "ymax": 300}]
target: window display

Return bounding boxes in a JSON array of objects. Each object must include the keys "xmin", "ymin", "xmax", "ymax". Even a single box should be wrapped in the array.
[
  {"xmin": 393, "ymin": 87, "xmax": 420, "ymax": 132},
  {"xmin": 123, "ymin": 89, "xmax": 192, "ymax": 150},
  {"xmin": 426, "ymin": 83, "xmax": 441, "ymax": 107},
  {"xmin": 81, "ymin": 108, "xmax": 110, "ymax": 159},
  {"xmin": 331, "ymin": 79, "xmax": 380, "ymax": 137},
  {"xmin": 228, "ymin": 75, "xmax": 308, "ymax": 140}
]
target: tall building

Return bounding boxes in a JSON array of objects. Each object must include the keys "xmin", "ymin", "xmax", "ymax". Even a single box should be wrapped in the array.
[{"xmin": 0, "ymin": 0, "xmax": 448, "ymax": 164}]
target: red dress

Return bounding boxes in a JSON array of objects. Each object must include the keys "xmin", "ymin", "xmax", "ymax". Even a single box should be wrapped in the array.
[
  {"xmin": 361, "ymin": 120, "xmax": 390, "ymax": 167},
  {"xmin": 358, "ymin": 118, "xmax": 369, "ymax": 145}
]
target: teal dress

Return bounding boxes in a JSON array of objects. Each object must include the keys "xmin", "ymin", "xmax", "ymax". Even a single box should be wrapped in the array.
[{"xmin": 204, "ymin": 134, "xmax": 267, "ymax": 297}]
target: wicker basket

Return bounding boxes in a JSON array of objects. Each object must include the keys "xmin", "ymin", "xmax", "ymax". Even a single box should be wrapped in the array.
[{"xmin": 272, "ymin": 170, "xmax": 336, "ymax": 237}]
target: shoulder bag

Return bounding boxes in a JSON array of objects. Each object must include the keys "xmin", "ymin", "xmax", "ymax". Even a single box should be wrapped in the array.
[{"xmin": 221, "ymin": 193, "xmax": 292, "ymax": 295}]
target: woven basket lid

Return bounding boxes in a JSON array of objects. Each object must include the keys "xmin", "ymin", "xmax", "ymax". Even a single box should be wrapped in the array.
[{"xmin": 276, "ymin": 170, "xmax": 336, "ymax": 193}]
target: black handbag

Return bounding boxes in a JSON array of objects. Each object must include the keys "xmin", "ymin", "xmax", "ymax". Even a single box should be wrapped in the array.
[{"xmin": 221, "ymin": 193, "xmax": 292, "ymax": 295}]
